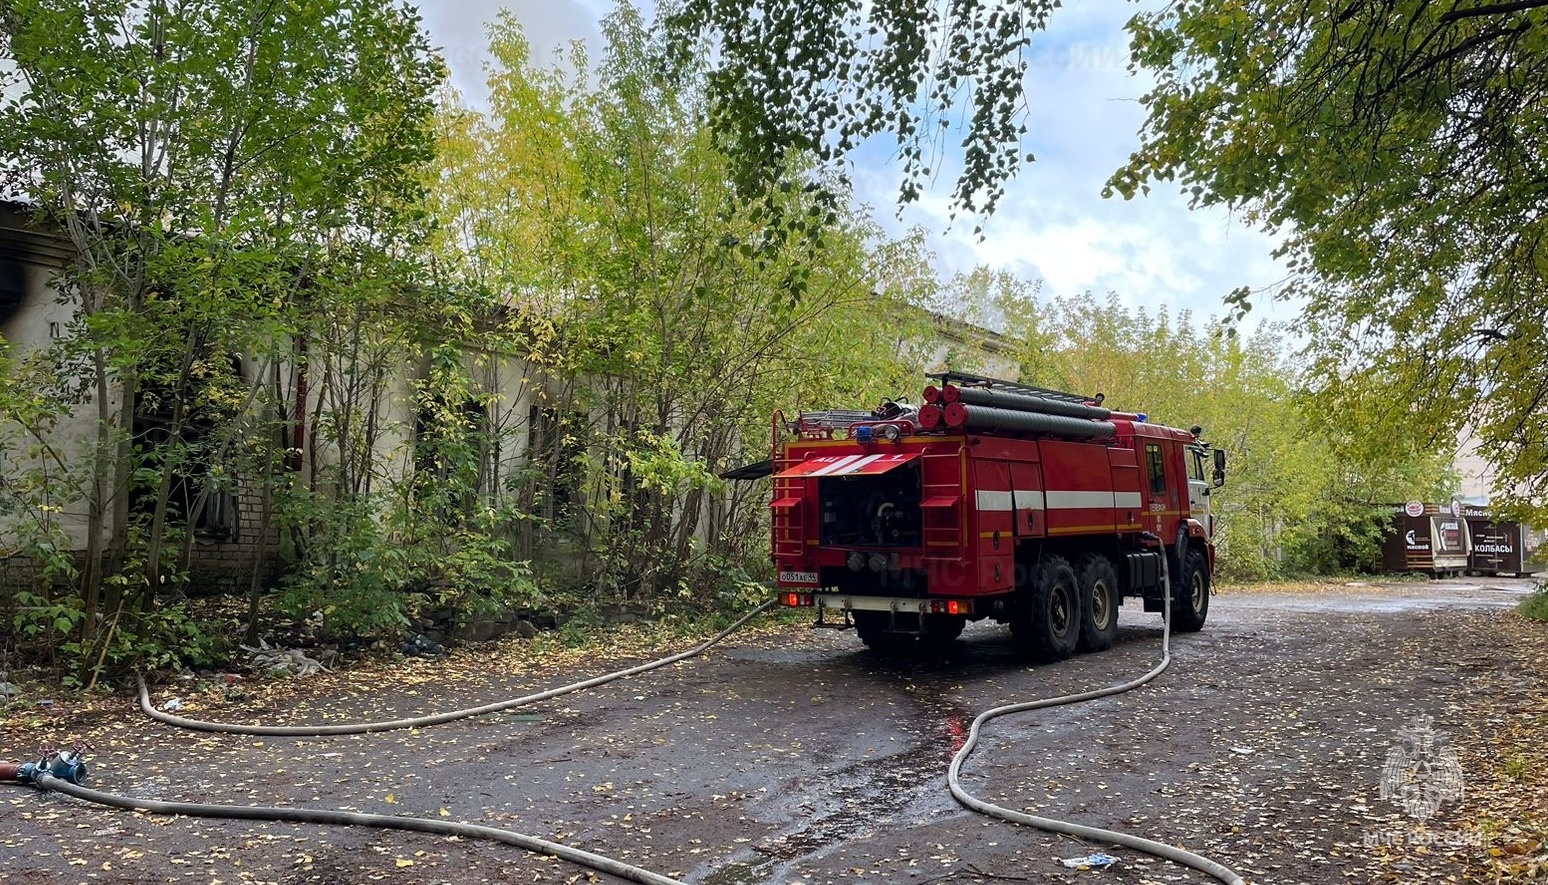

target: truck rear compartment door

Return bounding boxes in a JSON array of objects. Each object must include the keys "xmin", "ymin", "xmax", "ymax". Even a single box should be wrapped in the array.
[
  {"xmin": 1010, "ymin": 463, "xmax": 1044, "ymax": 538},
  {"xmin": 973, "ymin": 460, "xmax": 1014, "ymax": 592}
]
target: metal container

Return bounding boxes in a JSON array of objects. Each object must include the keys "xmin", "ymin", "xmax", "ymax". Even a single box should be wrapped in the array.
[
  {"xmin": 1462, "ymin": 505, "xmax": 1526, "ymax": 576},
  {"xmin": 1380, "ymin": 503, "xmax": 1471, "ymax": 576}
]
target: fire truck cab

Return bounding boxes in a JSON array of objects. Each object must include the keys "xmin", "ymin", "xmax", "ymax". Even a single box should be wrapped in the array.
[{"xmin": 767, "ymin": 373, "xmax": 1225, "ymax": 660}]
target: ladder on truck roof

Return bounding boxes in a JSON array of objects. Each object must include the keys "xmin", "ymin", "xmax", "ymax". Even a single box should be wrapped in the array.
[
  {"xmin": 926, "ymin": 371, "xmax": 1098, "ymax": 406},
  {"xmin": 788, "ymin": 409, "xmax": 875, "ymax": 434}
]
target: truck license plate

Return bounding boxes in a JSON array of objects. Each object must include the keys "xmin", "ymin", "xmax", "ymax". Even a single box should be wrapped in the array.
[{"xmin": 778, "ymin": 571, "xmax": 819, "ymax": 585}]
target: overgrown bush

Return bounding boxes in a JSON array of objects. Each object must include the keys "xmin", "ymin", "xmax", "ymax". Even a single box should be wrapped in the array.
[
  {"xmin": 1520, "ymin": 582, "xmax": 1548, "ymax": 623},
  {"xmin": 274, "ymin": 483, "xmax": 545, "ymax": 644},
  {"xmin": 12, "ymin": 585, "xmax": 224, "ymax": 687}
]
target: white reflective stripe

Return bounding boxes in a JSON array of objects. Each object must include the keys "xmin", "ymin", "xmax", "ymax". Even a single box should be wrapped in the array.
[
  {"xmin": 975, "ymin": 490, "xmax": 1013, "ymax": 511},
  {"xmin": 809, "ymin": 454, "xmax": 864, "ymax": 476},
  {"xmin": 1046, "ymin": 490, "xmax": 1117, "ymax": 509},
  {"xmin": 981, "ymin": 489, "xmax": 1135, "ymax": 510},
  {"xmin": 1012, "ymin": 489, "xmax": 1045, "ymax": 510},
  {"xmin": 821, "ymin": 453, "xmax": 886, "ymax": 476}
]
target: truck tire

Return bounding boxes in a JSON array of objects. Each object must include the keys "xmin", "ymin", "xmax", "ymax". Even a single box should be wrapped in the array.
[
  {"xmin": 853, "ymin": 611, "xmax": 912, "ymax": 652},
  {"xmin": 1077, "ymin": 554, "xmax": 1120, "ymax": 653},
  {"xmin": 1013, "ymin": 556, "xmax": 1079, "ymax": 662},
  {"xmin": 1169, "ymin": 547, "xmax": 1210, "ymax": 633}
]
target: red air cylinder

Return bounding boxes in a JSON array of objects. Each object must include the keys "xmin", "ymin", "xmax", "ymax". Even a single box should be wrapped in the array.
[{"xmin": 0, "ymin": 762, "xmax": 23, "ymax": 782}]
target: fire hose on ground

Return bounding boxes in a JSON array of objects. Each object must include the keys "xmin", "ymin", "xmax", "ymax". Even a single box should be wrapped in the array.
[
  {"xmin": 32, "ymin": 772, "xmax": 684, "ymax": 885},
  {"xmin": 947, "ymin": 535, "xmax": 1247, "ymax": 885},
  {"xmin": 136, "ymin": 600, "xmax": 777, "ymax": 736},
  {"xmin": 4, "ymin": 570, "xmax": 1247, "ymax": 885},
  {"xmin": 6, "ymin": 605, "xmax": 777, "ymax": 885}
]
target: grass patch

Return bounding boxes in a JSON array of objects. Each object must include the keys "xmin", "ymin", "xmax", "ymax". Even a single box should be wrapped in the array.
[{"xmin": 1520, "ymin": 582, "xmax": 1548, "ymax": 622}]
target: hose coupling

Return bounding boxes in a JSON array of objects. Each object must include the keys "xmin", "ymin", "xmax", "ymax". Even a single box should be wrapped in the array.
[{"xmin": 0, "ymin": 746, "xmax": 90, "ymax": 786}]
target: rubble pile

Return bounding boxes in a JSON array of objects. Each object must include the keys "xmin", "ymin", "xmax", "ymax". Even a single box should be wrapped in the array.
[{"xmin": 241, "ymin": 640, "xmax": 328, "ymax": 677}]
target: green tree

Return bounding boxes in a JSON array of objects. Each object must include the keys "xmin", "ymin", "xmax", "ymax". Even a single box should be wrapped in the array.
[
  {"xmin": 429, "ymin": 5, "xmax": 937, "ymax": 607},
  {"xmin": 662, "ymin": 0, "xmax": 1055, "ymax": 216},
  {"xmin": 990, "ymin": 288, "xmax": 1450, "ymax": 577},
  {"xmin": 1110, "ymin": 0, "xmax": 1548, "ymax": 523},
  {"xmin": 0, "ymin": 0, "xmax": 442, "ymax": 674},
  {"xmin": 663, "ymin": 0, "xmax": 1539, "ymax": 522}
]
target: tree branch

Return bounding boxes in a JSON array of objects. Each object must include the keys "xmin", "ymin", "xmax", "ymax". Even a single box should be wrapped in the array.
[{"xmin": 1439, "ymin": 0, "xmax": 1548, "ymax": 23}]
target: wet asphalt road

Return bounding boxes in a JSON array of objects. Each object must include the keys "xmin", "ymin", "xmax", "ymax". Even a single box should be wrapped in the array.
[{"xmin": 1, "ymin": 575, "xmax": 1541, "ymax": 884}]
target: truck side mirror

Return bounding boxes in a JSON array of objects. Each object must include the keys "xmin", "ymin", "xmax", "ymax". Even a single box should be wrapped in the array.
[{"xmin": 1212, "ymin": 449, "xmax": 1227, "ymax": 488}]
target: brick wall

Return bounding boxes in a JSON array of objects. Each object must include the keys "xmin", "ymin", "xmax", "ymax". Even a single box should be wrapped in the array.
[
  {"xmin": 1, "ymin": 473, "xmax": 284, "ymax": 606},
  {"xmin": 184, "ymin": 471, "xmax": 281, "ymax": 594}
]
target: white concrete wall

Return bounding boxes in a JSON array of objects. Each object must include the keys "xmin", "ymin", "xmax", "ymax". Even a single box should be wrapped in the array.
[
  {"xmin": 915, "ymin": 313, "xmax": 1021, "ymax": 379},
  {"xmin": 0, "ymin": 205, "xmax": 117, "ymax": 552},
  {"xmin": 474, "ymin": 348, "xmax": 542, "ymax": 496},
  {"xmin": 1453, "ymin": 424, "xmax": 1496, "ymax": 503}
]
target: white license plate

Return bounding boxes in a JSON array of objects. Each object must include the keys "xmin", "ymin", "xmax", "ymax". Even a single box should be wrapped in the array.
[{"xmin": 778, "ymin": 571, "xmax": 819, "ymax": 585}]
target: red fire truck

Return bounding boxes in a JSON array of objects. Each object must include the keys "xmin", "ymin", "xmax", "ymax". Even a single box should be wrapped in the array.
[{"xmin": 768, "ymin": 373, "xmax": 1226, "ymax": 660}]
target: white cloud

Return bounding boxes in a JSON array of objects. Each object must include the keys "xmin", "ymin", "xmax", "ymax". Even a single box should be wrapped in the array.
[
  {"xmin": 417, "ymin": 0, "xmax": 603, "ymax": 101},
  {"xmin": 855, "ymin": 0, "xmax": 1295, "ymax": 329},
  {"xmin": 415, "ymin": 0, "xmax": 1297, "ymax": 329}
]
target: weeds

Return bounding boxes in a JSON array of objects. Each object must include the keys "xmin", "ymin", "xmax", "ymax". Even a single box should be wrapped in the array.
[{"xmin": 1520, "ymin": 582, "xmax": 1548, "ymax": 622}]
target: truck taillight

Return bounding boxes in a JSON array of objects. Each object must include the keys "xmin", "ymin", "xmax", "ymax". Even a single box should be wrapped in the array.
[
  {"xmin": 928, "ymin": 599, "xmax": 973, "ymax": 615},
  {"xmin": 781, "ymin": 593, "xmax": 814, "ymax": 607}
]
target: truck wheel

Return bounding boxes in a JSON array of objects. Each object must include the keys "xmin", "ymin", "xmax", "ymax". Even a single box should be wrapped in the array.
[
  {"xmin": 1013, "ymin": 556, "xmax": 1079, "ymax": 662},
  {"xmin": 920, "ymin": 614, "xmax": 966, "ymax": 649},
  {"xmin": 853, "ymin": 611, "xmax": 913, "ymax": 652},
  {"xmin": 1169, "ymin": 547, "xmax": 1210, "ymax": 633},
  {"xmin": 1077, "ymin": 554, "xmax": 1120, "ymax": 653}
]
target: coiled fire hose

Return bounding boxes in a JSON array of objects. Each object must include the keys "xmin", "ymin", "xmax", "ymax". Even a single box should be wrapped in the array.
[
  {"xmin": 15, "ymin": 604, "xmax": 776, "ymax": 885},
  {"xmin": 12, "ymin": 564, "xmax": 1246, "ymax": 885},
  {"xmin": 948, "ymin": 537, "xmax": 1247, "ymax": 885},
  {"xmin": 138, "ymin": 600, "xmax": 776, "ymax": 736}
]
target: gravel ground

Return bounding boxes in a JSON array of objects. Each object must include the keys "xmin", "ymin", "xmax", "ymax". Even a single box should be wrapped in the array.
[{"xmin": 1, "ymin": 575, "xmax": 1543, "ymax": 885}]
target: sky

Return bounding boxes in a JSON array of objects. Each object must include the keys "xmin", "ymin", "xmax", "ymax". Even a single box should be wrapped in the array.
[{"xmin": 415, "ymin": 0, "xmax": 1296, "ymax": 329}]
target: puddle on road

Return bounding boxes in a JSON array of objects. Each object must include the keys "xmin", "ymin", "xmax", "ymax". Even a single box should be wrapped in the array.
[
  {"xmin": 701, "ymin": 858, "xmax": 778, "ymax": 885},
  {"xmin": 692, "ymin": 618, "xmax": 1184, "ymax": 880},
  {"xmin": 721, "ymin": 646, "xmax": 838, "ymax": 665},
  {"xmin": 716, "ymin": 740, "xmax": 957, "ymax": 881}
]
